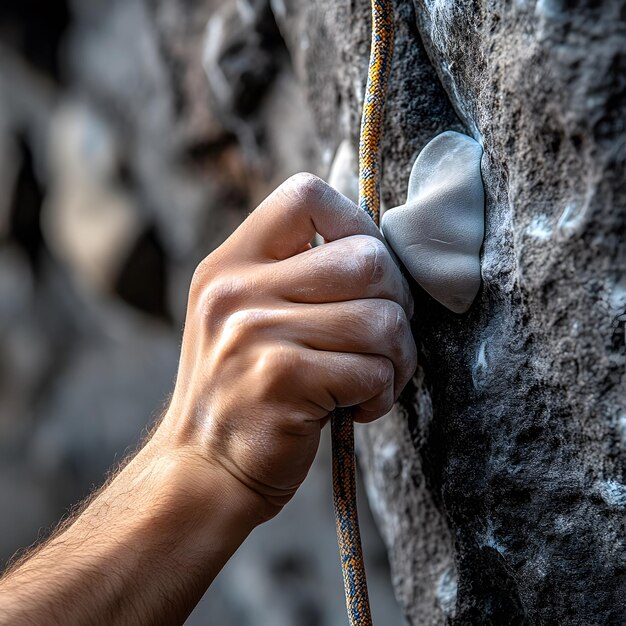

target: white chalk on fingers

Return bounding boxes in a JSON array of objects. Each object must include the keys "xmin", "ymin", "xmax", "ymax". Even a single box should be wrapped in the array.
[{"xmin": 381, "ymin": 131, "xmax": 485, "ymax": 314}]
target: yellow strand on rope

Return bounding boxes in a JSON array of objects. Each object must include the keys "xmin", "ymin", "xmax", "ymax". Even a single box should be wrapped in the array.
[{"xmin": 331, "ymin": 1, "xmax": 394, "ymax": 625}]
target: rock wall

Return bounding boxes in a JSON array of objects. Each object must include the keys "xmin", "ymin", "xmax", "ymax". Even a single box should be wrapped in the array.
[
  {"xmin": 1, "ymin": 0, "xmax": 624, "ymax": 624},
  {"xmin": 276, "ymin": 0, "xmax": 625, "ymax": 623}
]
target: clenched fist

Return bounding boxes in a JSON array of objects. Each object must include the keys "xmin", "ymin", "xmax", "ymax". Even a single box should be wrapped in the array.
[
  {"xmin": 159, "ymin": 174, "xmax": 417, "ymax": 519},
  {"xmin": 0, "ymin": 174, "xmax": 418, "ymax": 625}
]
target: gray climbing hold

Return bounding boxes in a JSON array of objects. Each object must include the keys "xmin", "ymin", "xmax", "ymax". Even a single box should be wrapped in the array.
[{"xmin": 381, "ymin": 131, "xmax": 485, "ymax": 314}]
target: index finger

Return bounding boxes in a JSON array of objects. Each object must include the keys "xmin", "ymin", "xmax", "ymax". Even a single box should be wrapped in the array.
[{"xmin": 238, "ymin": 173, "xmax": 384, "ymax": 261}]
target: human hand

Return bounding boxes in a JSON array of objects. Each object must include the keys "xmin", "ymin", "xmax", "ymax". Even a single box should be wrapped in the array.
[{"xmin": 157, "ymin": 174, "xmax": 416, "ymax": 521}]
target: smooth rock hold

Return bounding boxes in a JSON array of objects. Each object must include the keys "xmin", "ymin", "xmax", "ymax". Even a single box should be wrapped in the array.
[{"xmin": 381, "ymin": 130, "xmax": 485, "ymax": 314}]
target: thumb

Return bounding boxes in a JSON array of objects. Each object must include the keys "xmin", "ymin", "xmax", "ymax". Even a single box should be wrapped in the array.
[{"xmin": 235, "ymin": 173, "xmax": 383, "ymax": 262}]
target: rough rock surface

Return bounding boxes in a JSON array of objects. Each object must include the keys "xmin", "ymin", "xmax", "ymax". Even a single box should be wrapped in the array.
[
  {"xmin": 277, "ymin": 0, "xmax": 626, "ymax": 623},
  {"xmin": 1, "ymin": 0, "xmax": 624, "ymax": 624}
]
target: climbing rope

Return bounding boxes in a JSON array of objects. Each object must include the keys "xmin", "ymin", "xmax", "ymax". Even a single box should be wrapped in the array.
[{"xmin": 331, "ymin": 1, "xmax": 394, "ymax": 625}]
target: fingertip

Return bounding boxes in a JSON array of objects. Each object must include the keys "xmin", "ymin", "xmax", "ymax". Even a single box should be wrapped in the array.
[
  {"xmin": 353, "ymin": 407, "xmax": 381, "ymax": 424},
  {"xmin": 250, "ymin": 173, "xmax": 381, "ymax": 260},
  {"xmin": 378, "ymin": 219, "xmax": 415, "ymax": 319},
  {"xmin": 320, "ymin": 415, "xmax": 331, "ymax": 430},
  {"xmin": 355, "ymin": 380, "xmax": 395, "ymax": 423},
  {"xmin": 353, "ymin": 405, "xmax": 393, "ymax": 424}
]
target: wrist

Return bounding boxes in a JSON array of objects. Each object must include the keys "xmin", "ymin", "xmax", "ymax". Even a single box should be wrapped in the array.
[
  {"xmin": 153, "ymin": 409, "xmax": 288, "ymax": 524},
  {"xmin": 137, "ymin": 438, "xmax": 267, "ymax": 536},
  {"xmin": 0, "ymin": 435, "xmax": 266, "ymax": 625}
]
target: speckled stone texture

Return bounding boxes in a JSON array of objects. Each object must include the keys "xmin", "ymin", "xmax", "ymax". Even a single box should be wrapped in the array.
[{"xmin": 277, "ymin": 0, "xmax": 626, "ymax": 623}]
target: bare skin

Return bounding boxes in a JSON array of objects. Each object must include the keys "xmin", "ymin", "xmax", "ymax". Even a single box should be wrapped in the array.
[{"xmin": 0, "ymin": 174, "xmax": 417, "ymax": 625}]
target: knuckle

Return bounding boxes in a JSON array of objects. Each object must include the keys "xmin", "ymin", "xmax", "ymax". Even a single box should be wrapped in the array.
[
  {"xmin": 256, "ymin": 344, "xmax": 300, "ymax": 390},
  {"xmin": 283, "ymin": 172, "xmax": 329, "ymax": 206},
  {"xmin": 218, "ymin": 308, "xmax": 276, "ymax": 355},
  {"xmin": 353, "ymin": 236, "xmax": 387, "ymax": 286},
  {"xmin": 190, "ymin": 257, "xmax": 214, "ymax": 296},
  {"xmin": 212, "ymin": 310, "xmax": 273, "ymax": 371},
  {"xmin": 197, "ymin": 277, "xmax": 247, "ymax": 327},
  {"xmin": 365, "ymin": 356, "xmax": 391, "ymax": 387},
  {"xmin": 223, "ymin": 308, "xmax": 263, "ymax": 338},
  {"xmin": 378, "ymin": 301, "xmax": 416, "ymax": 373},
  {"xmin": 375, "ymin": 358, "xmax": 394, "ymax": 389},
  {"xmin": 380, "ymin": 300, "xmax": 406, "ymax": 338}
]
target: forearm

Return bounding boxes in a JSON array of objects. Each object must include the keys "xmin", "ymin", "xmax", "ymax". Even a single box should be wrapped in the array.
[{"xmin": 0, "ymin": 441, "xmax": 262, "ymax": 625}]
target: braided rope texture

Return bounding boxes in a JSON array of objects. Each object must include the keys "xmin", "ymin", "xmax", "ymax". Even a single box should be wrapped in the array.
[
  {"xmin": 331, "ymin": 409, "xmax": 371, "ymax": 625},
  {"xmin": 331, "ymin": 1, "xmax": 394, "ymax": 625},
  {"xmin": 358, "ymin": 0, "xmax": 395, "ymax": 223}
]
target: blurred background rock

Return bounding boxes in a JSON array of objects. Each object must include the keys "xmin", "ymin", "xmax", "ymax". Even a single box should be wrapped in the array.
[{"xmin": 0, "ymin": 0, "xmax": 404, "ymax": 624}]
